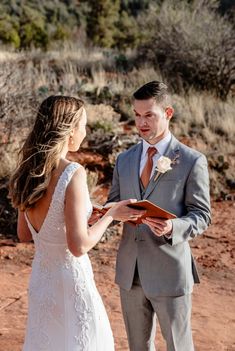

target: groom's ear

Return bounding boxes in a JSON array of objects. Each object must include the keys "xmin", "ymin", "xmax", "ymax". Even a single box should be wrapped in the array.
[{"xmin": 165, "ymin": 107, "xmax": 174, "ymax": 120}]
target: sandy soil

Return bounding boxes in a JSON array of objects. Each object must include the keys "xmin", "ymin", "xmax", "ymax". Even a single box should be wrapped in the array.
[{"xmin": 0, "ymin": 200, "xmax": 235, "ymax": 351}]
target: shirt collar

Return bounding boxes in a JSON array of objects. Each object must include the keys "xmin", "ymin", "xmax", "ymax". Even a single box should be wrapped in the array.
[{"xmin": 142, "ymin": 132, "xmax": 172, "ymax": 157}]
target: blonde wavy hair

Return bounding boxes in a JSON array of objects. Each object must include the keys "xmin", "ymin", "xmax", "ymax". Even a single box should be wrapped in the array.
[{"xmin": 9, "ymin": 95, "xmax": 84, "ymax": 211}]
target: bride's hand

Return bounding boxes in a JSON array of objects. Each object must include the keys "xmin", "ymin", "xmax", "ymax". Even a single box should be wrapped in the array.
[
  {"xmin": 88, "ymin": 210, "xmax": 103, "ymax": 226},
  {"xmin": 105, "ymin": 199, "xmax": 145, "ymax": 222}
]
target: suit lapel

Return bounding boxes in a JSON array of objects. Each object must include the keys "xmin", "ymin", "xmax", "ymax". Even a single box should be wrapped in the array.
[
  {"xmin": 129, "ymin": 142, "xmax": 142, "ymax": 200},
  {"xmin": 143, "ymin": 135, "xmax": 180, "ymax": 199}
]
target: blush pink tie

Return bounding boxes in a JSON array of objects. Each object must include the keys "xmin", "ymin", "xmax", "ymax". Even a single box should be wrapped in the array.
[{"xmin": 140, "ymin": 147, "xmax": 157, "ymax": 188}]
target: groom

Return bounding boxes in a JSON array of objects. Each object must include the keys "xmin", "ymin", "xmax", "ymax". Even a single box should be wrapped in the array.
[{"xmin": 107, "ymin": 81, "xmax": 211, "ymax": 351}]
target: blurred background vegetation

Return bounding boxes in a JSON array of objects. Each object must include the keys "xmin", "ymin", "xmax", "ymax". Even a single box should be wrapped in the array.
[{"xmin": 0, "ymin": 0, "xmax": 235, "ymax": 236}]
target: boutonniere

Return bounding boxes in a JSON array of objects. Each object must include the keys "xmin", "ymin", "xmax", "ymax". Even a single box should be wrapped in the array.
[{"xmin": 154, "ymin": 153, "xmax": 180, "ymax": 181}]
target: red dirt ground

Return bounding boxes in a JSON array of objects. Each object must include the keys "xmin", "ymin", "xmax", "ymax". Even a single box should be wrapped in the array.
[{"xmin": 0, "ymin": 200, "xmax": 235, "ymax": 351}]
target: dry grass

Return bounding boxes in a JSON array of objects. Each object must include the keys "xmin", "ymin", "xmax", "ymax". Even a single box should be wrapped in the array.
[
  {"xmin": 172, "ymin": 92, "xmax": 235, "ymax": 146},
  {"xmin": 125, "ymin": 66, "xmax": 164, "ymax": 95},
  {"xmin": 0, "ymin": 47, "xmax": 234, "ymax": 199},
  {"xmin": 0, "ymin": 51, "xmax": 20, "ymax": 62},
  {"xmin": 81, "ymin": 65, "xmax": 163, "ymax": 99}
]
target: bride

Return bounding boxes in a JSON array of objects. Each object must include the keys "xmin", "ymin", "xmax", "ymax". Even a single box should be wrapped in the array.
[{"xmin": 9, "ymin": 96, "xmax": 143, "ymax": 351}]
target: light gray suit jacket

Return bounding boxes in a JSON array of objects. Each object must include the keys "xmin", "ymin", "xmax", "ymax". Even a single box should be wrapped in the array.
[{"xmin": 108, "ymin": 135, "xmax": 211, "ymax": 297}]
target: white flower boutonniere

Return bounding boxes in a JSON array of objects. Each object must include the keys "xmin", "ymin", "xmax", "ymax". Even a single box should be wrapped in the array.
[
  {"xmin": 156, "ymin": 156, "xmax": 172, "ymax": 173},
  {"xmin": 154, "ymin": 154, "xmax": 179, "ymax": 181}
]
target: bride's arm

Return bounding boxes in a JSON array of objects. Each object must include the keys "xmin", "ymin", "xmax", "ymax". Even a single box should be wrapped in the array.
[
  {"xmin": 64, "ymin": 167, "xmax": 143, "ymax": 257},
  {"xmin": 17, "ymin": 210, "xmax": 33, "ymax": 242}
]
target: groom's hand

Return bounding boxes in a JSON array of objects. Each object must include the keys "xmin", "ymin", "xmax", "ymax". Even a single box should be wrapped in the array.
[{"xmin": 142, "ymin": 217, "xmax": 173, "ymax": 237}]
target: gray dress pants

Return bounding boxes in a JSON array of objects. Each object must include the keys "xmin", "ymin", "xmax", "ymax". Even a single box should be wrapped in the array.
[{"xmin": 120, "ymin": 267, "xmax": 194, "ymax": 351}]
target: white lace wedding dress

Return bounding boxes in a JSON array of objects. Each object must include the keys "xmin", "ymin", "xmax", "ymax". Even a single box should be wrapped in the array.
[{"xmin": 23, "ymin": 162, "xmax": 115, "ymax": 351}]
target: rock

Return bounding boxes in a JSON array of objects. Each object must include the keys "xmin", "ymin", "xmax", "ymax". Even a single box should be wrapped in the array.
[{"xmin": 4, "ymin": 254, "xmax": 13, "ymax": 260}]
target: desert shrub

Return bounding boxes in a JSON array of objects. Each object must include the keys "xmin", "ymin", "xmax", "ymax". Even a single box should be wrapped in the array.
[
  {"xmin": 114, "ymin": 10, "xmax": 141, "ymax": 50},
  {"xmin": 0, "ymin": 59, "xmax": 41, "ymax": 178},
  {"xmin": 52, "ymin": 24, "xmax": 70, "ymax": 42},
  {"xmin": 86, "ymin": 0, "xmax": 120, "ymax": 48},
  {"xmin": 86, "ymin": 103, "xmax": 121, "ymax": 130},
  {"xmin": 114, "ymin": 53, "xmax": 130, "ymax": 72},
  {"xmin": 0, "ymin": 15, "xmax": 20, "ymax": 48},
  {"xmin": 85, "ymin": 0, "xmax": 145, "ymax": 50},
  {"xmin": 0, "ymin": 0, "xmax": 82, "ymax": 49},
  {"xmin": 19, "ymin": 6, "xmax": 49, "ymax": 49},
  {"xmin": 137, "ymin": 0, "xmax": 235, "ymax": 99}
]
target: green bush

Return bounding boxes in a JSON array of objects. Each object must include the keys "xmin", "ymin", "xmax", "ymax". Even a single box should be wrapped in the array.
[
  {"xmin": 0, "ymin": 15, "xmax": 20, "ymax": 48},
  {"xmin": 19, "ymin": 6, "xmax": 49, "ymax": 49},
  {"xmin": 86, "ymin": 0, "xmax": 120, "ymax": 48},
  {"xmin": 0, "ymin": 0, "xmax": 83, "ymax": 49},
  {"xmin": 114, "ymin": 10, "xmax": 141, "ymax": 50},
  {"xmin": 52, "ymin": 24, "xmax": 70, "ymax": 41}
]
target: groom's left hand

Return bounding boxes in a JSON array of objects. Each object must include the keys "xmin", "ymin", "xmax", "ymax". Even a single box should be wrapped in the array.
[{"xmin": 142, "ymin": 217, "xmax": 172, "ymax": 237}]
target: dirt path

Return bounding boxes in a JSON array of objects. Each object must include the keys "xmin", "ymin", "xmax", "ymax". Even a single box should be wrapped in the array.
[{"xmin": 0, "ymin": 201, "xmax": 235, "ymax": 351}]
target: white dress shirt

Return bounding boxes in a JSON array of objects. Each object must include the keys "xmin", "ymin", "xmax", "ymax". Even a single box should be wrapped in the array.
[{"xmin": 139, "ymin": 133, "xmax": 172, "ymax": 178}]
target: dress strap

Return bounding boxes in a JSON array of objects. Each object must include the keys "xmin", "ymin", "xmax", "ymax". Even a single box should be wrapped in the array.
[{"xmin": 60, "ymin": 162, "xmax": 81, "ymax": 187}]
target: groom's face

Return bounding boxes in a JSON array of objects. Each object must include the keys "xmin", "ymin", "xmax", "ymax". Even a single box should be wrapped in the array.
[{"xmin": 133, "ymin": 98, "xmax": 173, "ymax": 144}]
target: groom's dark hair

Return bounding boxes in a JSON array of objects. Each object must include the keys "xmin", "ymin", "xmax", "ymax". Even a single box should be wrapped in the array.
[{"xmin": 133, "ymin": 81, "xmax": 171, "ymax": 108}]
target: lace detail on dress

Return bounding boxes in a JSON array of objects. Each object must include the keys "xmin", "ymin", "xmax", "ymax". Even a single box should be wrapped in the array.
[{"xmin": 64, "ymin": 250, "xmax": 94, "ymax": 349}]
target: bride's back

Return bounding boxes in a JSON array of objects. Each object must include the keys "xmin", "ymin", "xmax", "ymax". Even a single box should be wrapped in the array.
[
  {"xmin": 25, "ymin": 162, "xmax": 84, "ymax": 248},
  {"xmin": 26, "ymin": 159, "xmax": 70, "ymax": 234}
]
